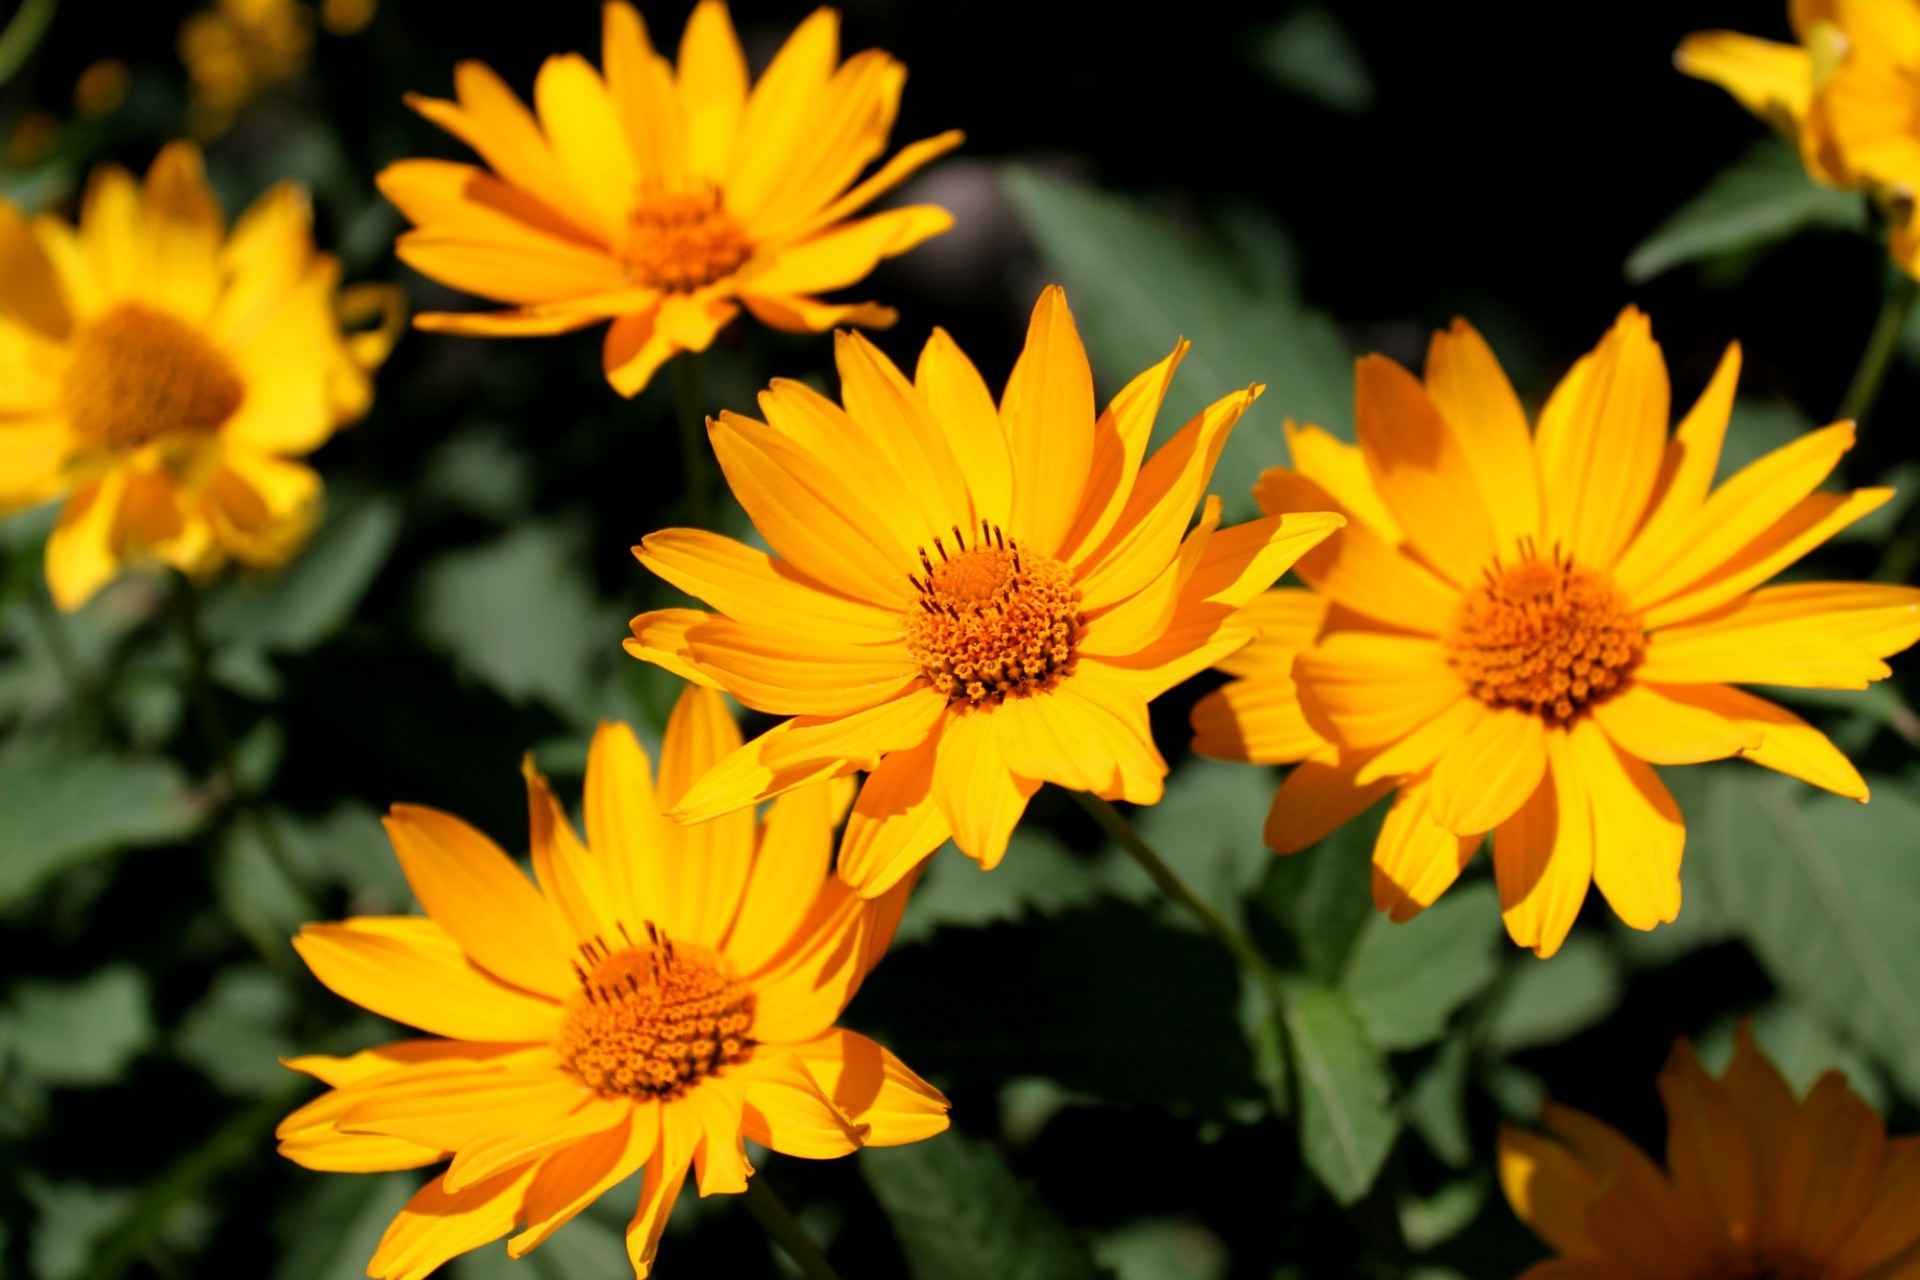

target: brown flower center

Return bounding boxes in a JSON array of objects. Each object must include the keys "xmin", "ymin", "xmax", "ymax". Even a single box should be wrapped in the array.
[
  {"xmin": 555, "ymin": 930, "xmax": 754, "ymax": 1100},
  {"xmin": 1444, "ymin": 546, "xmax": 1644, "ymax": 722},
  {"xmin": 904, "ymin": 521, "xmax": 1084, "ymax": 706},
  {"xmin": 62, "ymin": 303, "xmax": 244, "ymax": 450},
  {"xmin": 622, "ymin": 188, "xmax": 750, "ymax": 293}
]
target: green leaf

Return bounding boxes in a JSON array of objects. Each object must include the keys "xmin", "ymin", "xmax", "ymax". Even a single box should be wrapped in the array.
[
  {"xmin": 3, "ymin": 966, "xmax": 152, "ymax": 1087},
  {"xmin": 1258, "ymin": 804, "xmax": 1383, "ymax": 980},
  {"xmin": 1121, "ymin": 760, "xmax": 1280, "ymax": 928},
  {"xmin": 892, "ymin": 830, "xmax": 1112, "ymax": 947},
  {"xmin": 271, "ymin": 1174, "xmax": 416, "ymax": 1280},
  {"xmin": 862, "ymin": 1131, "xmax": 1104, "ymax": 1280},
  {"xmin": 1282, "ymin": 982, "xmax": 1399, "ymax": 1205},
  {"xmin": 0, "ymin": 739, "xmax": 199, "ymax": 908},
  {"xmin": 174, "ymin": 967, "xmax": 298, "ymax": 1096},
  {"xmin": 1402, "ymin": 1034, "xmax": 1473, "ymax": 1169},
  {"xmin": 1340, "ymin": 882, "xmax": 1503, "ymax": 1052},
  {"xmin": 1626, "ymin": 137, "xmax": 1867, "ymax": 283},
  {"xmin": 1697, "ymin": 997, "xmax": 1889, "ymax": 1115},
  {"xmin": 1687, "ymin": 766, "xmax": 1920, "ymax": 1100},
  {"xmin": 1092, "ymin": 1217, "xmax": 1227, "ymax": 1280},
  {"xmin": 1248, "ymin": 6, "xmax": 1375, "ymax": 113},
  {"xmin": 1481, "ymin": 932, "xmax": 1624, "ymax": 1057},
  {"xmin": 202, "ymin": 491, "xmax": 401, "ymax": 653},
  {"xmin": 1717, "ymin": 398, "xmax": 1817, "ymax": 485},
  {"xmin": 1002, "ymin": 168, "xmax": 1350, "ymax": 521},
  {"xmin": 1397, "ymin": 1173, "xmax": 1487, "ymax": 1252}
]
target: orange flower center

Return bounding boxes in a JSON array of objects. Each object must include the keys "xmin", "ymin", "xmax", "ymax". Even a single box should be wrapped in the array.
[
  {"xmin": 555, "ymin": 931, "xmax": 755, "ymax": 1100},
  {"xmin": 62, "ymin": 303, "xmax": 245, "ymax": 451},
  {"xmin": 904, "ymin": 521, "xmax": 1084, "ymax": 706},
  {"xmin": 622, "ymin": 189, "xmax": 751, "ymax": 293},
  {"xmin": 1444, "ymin": 549, "xmax": 1644, "ymax": 722},
  {"xmin": 1700, "ymin": 1254, "xmax": 1825, "ymax": 1280}
]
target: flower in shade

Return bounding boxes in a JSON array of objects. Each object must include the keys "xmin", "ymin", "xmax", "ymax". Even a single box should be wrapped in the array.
[
  {"xmin": 1678, "ymin": 2, "xmax": 1920, "ymax": 272},
  {"xmin": 378, "ymin": 0, "xmax": 961, "ymax": 397},
  {"xmin": 0, "ymin": 142, "xmax": 400, "ymax": 610},
  {"xmin": 1190, "ymin": 310, "xmax": 1920, "ymax": 957},
  {"xmin": 1501, "ymin": 1025, "xmax": 1920, "ymax": 1279},
  {"xmin": 277, "ymin": 686, "xmax": 946, "ymax": 1280},
  {"xmin": 624, "ymin": 285, "xmax": 1344, "ymax": 896},
  {"xmin": 179, "ymin": 0, "xmax": 313, "ymax": 133}
]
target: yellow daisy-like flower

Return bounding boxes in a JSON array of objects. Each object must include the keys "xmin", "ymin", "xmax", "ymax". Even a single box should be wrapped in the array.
[
  {"xmin": 0, "ymin": 142, "xmax": 399, "ymax": 610},
  {"xmin": 625, "ymin": 286, "xmax": 1345, "ymax": 896},
  {"xmin": 1191, "ymin": 310, "xmax": 1920, "ymax": 958},
  {"xmin": 1501, "ymin": 1026, "xmax": 1920, "ymax": 1279},
  {"xmin": 179, "ymin": 0, "xmax": 313, "ymax": 133},
  {"xmin": 378, "ymin": 0, "xmax": 961, "ymax": 398},
  {"xmin": 1677, "ymin": 2, "xmax": 1851, "ymax": 183},
  {"xmin": 278, "ymin": 686, "xmax": 946, "ymax": 1280}
]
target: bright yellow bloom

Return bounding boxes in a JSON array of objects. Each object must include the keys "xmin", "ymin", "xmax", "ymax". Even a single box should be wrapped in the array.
[
  {"xmin": 278, "ymin": 686, "xmax": 945, "ymax": 1280},
  {"xmin": 1502, "ymin": 1026, "xmax": 1920, "ymax": 1279},
  {"xmin": 1679, "ymin": 2, "xmax": 1920, "ymax": 270},
  {"xmin": 179, "ymin": 0, "xmax": 313, "ymax": 133},
  {"xmin": 378, "ymin": 1, "xmax": 961, "ymax": 398},
  {"xmin": 0, "ymin": 142, "xmax": 399, "ymax": 610},
  {"xmin": 625, "ymin": 286, "xmax": 1344, "ymax": 896},
  {"xmin": 1191, "ymin": 310, "xmax": 1920, "ymax": 958}
]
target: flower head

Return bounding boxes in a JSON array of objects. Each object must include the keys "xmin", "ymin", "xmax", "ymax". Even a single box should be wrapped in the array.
[
  {"xmin": 625, "ymin": 286, "xmax": 1344, "ymax": 896},
  {"xmin": 378, "ymin": 0, "xmax": 962, "ymax": 397},
  {"xmin": 1502, "ymin": 1026, "xmax": 1920, "ymax": 1279},
  {"xmin": 278, "ymin": 686, "xmax": 945, "ymax": 1280},
  {"xmin": 179, "ymin": 0, "xmax": 313, "ymax": 133},
  {"xmin": 1191, "ymin": 310, "xmax": 1919, "ymax": 957},
  {"xmin": 0, "ymin": 142, "xmax": 399, "ymax": 609}
]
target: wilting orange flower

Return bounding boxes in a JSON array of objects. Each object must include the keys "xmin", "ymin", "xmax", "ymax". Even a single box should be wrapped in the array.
[
  {"xmin": 278, "ymin": 687, "xmax": 945, "ymax": 1280},
  {"xmin": 1192, "ymin": 310, "xmax": 1919, "ymax": 957},
  {"xmin": 0, "ymin": 142, "xmax": 398, "ymax": 610},
  {"xmin": 379, "ymin": 0, "xmax": 961, "ymax": 397},
  {"xmin": 625, "ymin": 285, "xmax": 1344, "ymax": 896},
  {"xmin": 1502, "ymin": 1026, "xmax": 1920, "ymax": 1279},
  {"xmin": 1679, "ymin": 2, "xmax": 1920, "ymax": 270}
]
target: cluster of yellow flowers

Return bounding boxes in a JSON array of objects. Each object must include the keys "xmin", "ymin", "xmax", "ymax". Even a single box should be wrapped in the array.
[{"xmin": 3, "ymin": 2, "xmax": 1919, "ymax": 1277}]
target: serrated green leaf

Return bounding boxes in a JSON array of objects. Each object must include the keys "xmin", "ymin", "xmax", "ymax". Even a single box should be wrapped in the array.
[
  {"xmin": 862, "ymin": 1131, "xmax": 1104, "ymax": 1280},
  {"xmin": 1626, "ymin": 137, "xmax": 1867, "ymax": 283},
  {"xmin": 1340, "ymin": 882, "xmax": 1503, "ymax": 1051},
  {"xmin": 4, "ymin": 966, "xmax": 152, "ymax": 1087},
  {"xmin": 0, "ymin": 740, "xmax": 199, "ymax": 907},
  {"xmin": 1001, "ymin": 168, "xmax": 1350, "ymax": 521},
  {"xmin": 1282, "ymin": 982, "xmax": 1398, "ymax": 1205}
]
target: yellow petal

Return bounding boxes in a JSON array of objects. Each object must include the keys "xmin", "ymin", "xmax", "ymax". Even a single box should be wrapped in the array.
[
  {"xmin": 1002, "ymin": 285, "xmax": 1097, "ymax": 557},
  {"xmin": 746, "ymin": 880, "xmax": 883, "ymax": 1042},
  {"xmin": 916, "ymin": 325, "xmax": 1013, "ymax": 529},
  {"xmin": 45, "ymin": 473, "xmax": 127, "ymax": 611},
  {"xmin": 1190, "ymin": 675, "xmax": 1321, "ymax": 766},
  {"xmin": 1677, "ymin": 31, "xmax": 1813, "ymax": 126},
  {"xmin": 601, "ymin": 306, "xmax": 678, "ymax": 398},
  {"xmin": 1639, "ymin": 580, "xmax": 1920, "ymax": 688},
  {"xmin": 368, "ymin": 1166, "xmax": 540, "ymax": 1280},
  {"xmin": 1354, "ymin": 696, "xmax": 1487, "ymax": 786},
  {"xmin": 0, "ymin": 203, "xmax": 71, "ymax": 337},
  {"xmin": 993, "ymin": 669, "xmax": 1165, "ymax": 805},
  {"xmin": 1493, "ymin": 736, "xmax": 1592, "ymax": 959},
  {"xmin": 1263, "ymin": 752, "xmax": 1397, "ymax": 854},
  {"xmin": 626, "ymin": 1104, "xmax": 693, "ymax": 1279},
  {"xmin": 778, "ymin": 128, "xmax": 965, "ymax": 243},
  {"xmin": 598, "ymin": 5, "xmax": 682, "ymax": 190},
  {"xmin": 293, "ymin": 916, "xmax": 559, "ymax": 1041},
  {"xmin": 1425, "ymin": 708, "xmax": 1548, "ymax": 836},
  {"xmin": 1354, "ymin": 352, "xmax": 1498, "ymax": 584},
  {"xmin": 1590, "ymin": 682, "xmax": 1762, "ymax": 764},
  {"xmin": 832, "ymin": 328, "xmax": 973, "ymax": 541},
  {"xmin": 1654, "ymin": 1037, "xmax": 1759, "ymax": 1252},
  {"xmin": 676, "ymin": 0, "xmax": 748, "ymax": 180},
  {"xmin": 395, "ymin": 228, "xmax": 627, "ymax": 306},
  {"xmin": 1370, "ymin": 774, "xmax": 1483, "ymax": 923},
  {"xmin": 1498, "ymin": 1123, "xmax": 1606, "ymax": 1258},
  {"xmin": 736, "ymin": 1052, "xmax": 869, "ymax": 1157},
  {"xmin": 837, "ymin": 727, "xmax": 951, "ymax": 897},
  {"xmin": 582, "ymin": 720, "xmax": 664, "ymax": 929},
  {"xmin": 652, "ymin": 684, "xmax": 755, "ymax": 945},
  {"xmin": 443, "ymin": 1096, "xmax": 629, "ymax": 1194},
  {"xmin": 339, "ymin": 1064, "xmax": 587, "ymax": 1152},
  {"xmin": 1057, "ymin": 340, "xmax": 1188, "ymax": 566},
  {"xmin": 523, "ymin": 759, "xmax": 616, "ymax": 945},
  {"xmin": 1421, "ymin": 318, "xmax": 1540, "ymax": 555},
  {"xmin": 787, "ymin": 1028, "xmax": 950, "ymax": 1146},
  {"xmin": 1569, "ymin": 718, "xmax": 1683, "ymax": 933},
  {"xmin": 509, "ymin": 1104, "xmax": 656, "ymax": 1257},
  {"xmin": 1611, "ymin": 343, "xmax": 1742, "ymax": 597},
  {"xmin": 685, "ymin": 1075, "xmax": 752, "ymax": 1196},
  {"xmin": 683, "ymin": 616, "xmax": 920, "ymax": 716},
  {"xmin": 1653, "ymin": 683, "xmax": 1869, "ymax": 801},
  {"xmin": 725, "ymin": 779, "xmax": 841, "ymax": 970},
  {"xmin": 932, "ymin": 706, "xmax": 1040, "ymax": 869},
  {"xmin": 383, "ymin": 804, "xmax": 575, "ymax": 998},
  {"xmin": 635, "ymin": 528, "xmax": 901, "ymax": 643},
  {"xmin": 1293, "ymin": 631, "xmax": 1465, "ymax": 751},
  {"xmin": 1281, "ymin": 420, "xmax": 1404, "ymax": 544},
  {"xmin": 1535, "ymin": 307, "xmax": 1670, "ymax": 569},
  {"xmin": 725, "ymin": 7, "xmax": 841, "ymax": 222},
  {"xmin": 738, "ymin": 50, "xmax": 905, "ymax": 240},
  {"xmin": 1215, "ymin": 588, "xmax": 1329, "ymax": 679},
  {"xmin": 742, "ymin": 205, "xmax": 952, "ymax": 299}
]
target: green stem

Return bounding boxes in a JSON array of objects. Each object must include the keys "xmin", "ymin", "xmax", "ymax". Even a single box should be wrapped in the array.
[
  {"xmin": 75, "ymin": 1076, "xmax": 305, "ymax": 1280},
  {"xmin": 740, "ymin": 1176, "xmax": 843, "ymax": 1280},
  {"xmin": 27, "ymin": 582, "xmax": 109, "ymax": 729},
  {"xmin": 674, "ymin": 352, "xmax": 714, "ymax": 531},
  {"xmin": 1071, "ymin": 791, "xmax": 1282, "ymax": 994},
  {"xmin": 1836, "ymin": 269, "xmax": 1919, "ymax": 429}
]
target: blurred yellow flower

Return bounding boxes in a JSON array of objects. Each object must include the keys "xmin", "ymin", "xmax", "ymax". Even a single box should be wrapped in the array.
[
  {"xmin": 1502, "ymin": 1026, "xmax": 1920, "ymax": 1279},
  {"xmin": 1191, "ymin": 311, "xmax": 1920, "ymax": 958},
  {"xmin": 0, "ymin": 142, "xmax": 399, "ymax": 610},
  {"xmin": 73, "ymin": 59, "xmax": 130, "ymax": 119},
  {"xmin": 626, "ymin": 286, "xmax": 1343, "ymax": 895},
  {"xmin": 319, "ymin": 0, "xmax": 375, "ymax": 36},
  {"xmin": 378, "ymin": 0, "xmax": 962, "ymax": 397},
  {"xmin": 1680, "ymin": 2, "xmax": 1920, "ymax": 270},
  {"xmin": 179, "ymin": 0, "xmax": 312, "ymax": 133},
  {"xmin": 278, "ymin": 687, "xmax": 944, "ymax": 1280}
]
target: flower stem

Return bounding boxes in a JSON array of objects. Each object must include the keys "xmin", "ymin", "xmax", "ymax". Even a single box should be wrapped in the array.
[
  {"xmin": 27, "ymin": 583, "xmax": 110, "ymax": 731},
  {"xmin": 675, "ymin": 351, "xmax": 714, "ymax": 531},
  {"xmin": 741, "ymin": 1176, "xmax": 843, "ymax": 1280},
  {"xmin": 1836, "ymin": 268, "xmax": 1918, "ymax": 429},
  {"xmin": 1071, "ymin": 790, "xmax": 1282, "ymax": 994}
]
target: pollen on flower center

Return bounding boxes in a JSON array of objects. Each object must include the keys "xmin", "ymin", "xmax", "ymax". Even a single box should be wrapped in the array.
[
  {"xmin": 904, "ymin": 521, "xmax": 1084, "ymax": 706},
  {"xmin": 1444, "ymin": 545, "xmax": 1645, "ymax": 722},
  {"xmin": 62, "ymin": 303, "xmax": 244, "ymax": 450},
  {"xmin": 622, "ymin": 187, "xmax": 751, "ymax": 293},
  {"xmin": 555, "ymin": 929, "xmax": 755, "ymax": 1100}
]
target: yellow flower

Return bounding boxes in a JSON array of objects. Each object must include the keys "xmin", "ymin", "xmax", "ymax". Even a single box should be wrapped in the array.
[
  {"xmin": 1191, "ymin": 310, "xmax": 1920, "ymax": 958},
  {"xmin": 179, "ymin": 0, "xmax": 313, "ymax": 133},
  {"xmin": 378, "ymin": 1, "xmax": 962, "ymax": 398},
  {"xmin": 625, "ymin": 286, "xmax": 1344, "ymax": 895},
  {"xmin": 0, "ymin": 142, "xmax": 399, "ymax": 610},
  {"xmin": 278, "ymin": 686, "xmax": 946, "ymax": 1280},
  {"xmin": 1501, "ymin": 1026, "xmax": 1920, "ymax": 1279}
]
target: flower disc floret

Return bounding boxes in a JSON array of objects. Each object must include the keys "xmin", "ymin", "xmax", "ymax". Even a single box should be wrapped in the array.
[
  {"xmin": 904, "ymin": 522, "xmax": 1084, "ymax": 705},
  {"xmin": 623, "ymin": 188, "xmax": 752, "ymax": 293},
  {"xmin": 1445, "ymin": 547, "xmax": 1645, "ymax": 721},
  {"xmin": 556, "ymin": 933, "xmax": 754, "ymax": 1100},
  {"xmin": 63, "ymin": 303, "xmax": 245, "ymax": 450}
]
